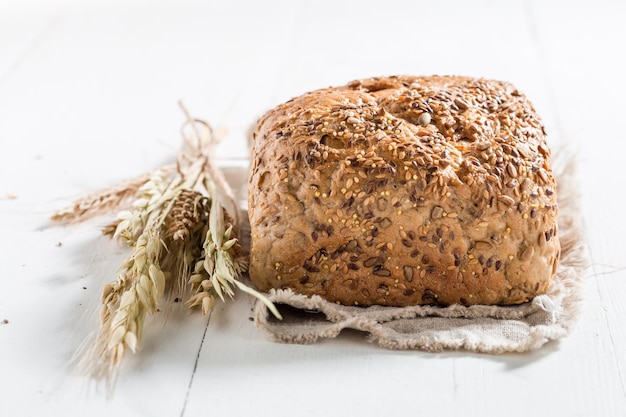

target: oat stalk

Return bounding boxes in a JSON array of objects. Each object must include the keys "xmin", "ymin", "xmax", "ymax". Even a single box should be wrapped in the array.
[
  {"xmin": 92, "ymin": 229, "xmax": 166, "ymax": 378},
  {"xmin": 191, "ymin": 185, "xmax": 281, "ymax": 319}
]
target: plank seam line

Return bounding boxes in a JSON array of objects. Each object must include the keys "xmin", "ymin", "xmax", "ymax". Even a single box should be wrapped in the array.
[{"xmin": 179, "ymin": 313, "xmax": 211, "ymax": 417}]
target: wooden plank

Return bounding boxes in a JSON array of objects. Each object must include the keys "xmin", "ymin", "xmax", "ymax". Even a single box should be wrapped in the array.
[
  {"xmin": 1, "ymin": 0, "xmax": 625, "ymax": 416},
  {"xmin": 0, "ymin": 2, "xmax": 240, "ymax": 415},
  {"xmin": 528, "ymin": 0, "xmax": 626, "ymax": 407},
  {"xmin": 0, "ymin": 0, "xmax": 72, "ymax": 82}
]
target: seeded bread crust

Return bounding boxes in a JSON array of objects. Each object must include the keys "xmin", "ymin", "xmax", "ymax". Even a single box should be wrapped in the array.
[{"xmin": 248, "ymin": 75, "xmax": 560, "ymax": 307}]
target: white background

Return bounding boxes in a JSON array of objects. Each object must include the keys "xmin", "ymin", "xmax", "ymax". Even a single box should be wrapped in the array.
[{"xmin": 1, "ymin": 0, "xmax": 625, "ymax": 416}]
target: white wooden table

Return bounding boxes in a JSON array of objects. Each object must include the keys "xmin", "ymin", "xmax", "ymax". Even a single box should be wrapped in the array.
[{"xmin": 1, "ymin": 1, "xmax": 625, "ymax": 416}]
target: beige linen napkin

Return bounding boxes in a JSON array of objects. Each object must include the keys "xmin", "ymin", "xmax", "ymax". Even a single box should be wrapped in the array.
[{"xmin": 252, "ymin": 150, "xmax": 586, "ymax": 353}]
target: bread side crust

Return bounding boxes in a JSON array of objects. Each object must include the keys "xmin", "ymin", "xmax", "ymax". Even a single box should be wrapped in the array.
[{"xmin": 248, "ymin": 75, "xmax": 560, "ymax": 307}]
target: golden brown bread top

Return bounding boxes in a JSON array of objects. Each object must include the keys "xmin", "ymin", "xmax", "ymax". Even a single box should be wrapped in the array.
[{"xmin": 248, "ymin": 75, "xmax": 560, "ymax": 306}]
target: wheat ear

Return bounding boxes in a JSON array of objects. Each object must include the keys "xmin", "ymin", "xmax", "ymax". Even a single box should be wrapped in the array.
[{"xmin": 51, "ymin": 165, "xmax": 175, "ymax": 224}]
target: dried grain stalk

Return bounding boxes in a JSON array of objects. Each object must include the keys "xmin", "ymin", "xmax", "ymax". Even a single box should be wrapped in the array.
[
  {"xmin": 51, "ymin": 165, "xmax": 176, "ymax": 224},
  {"xmin": 57, "ymin": 103, "xmax": 281, "ymax": 387}
]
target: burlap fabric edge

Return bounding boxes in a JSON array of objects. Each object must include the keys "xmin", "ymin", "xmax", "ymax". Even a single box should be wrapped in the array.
[{"xmin": 252, "ymin": 148, "xmax": 588, "ymax": 353}]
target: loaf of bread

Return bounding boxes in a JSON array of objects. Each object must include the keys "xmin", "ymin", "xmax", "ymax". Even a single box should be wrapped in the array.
[{"xmin": 247, "ymin": 75, "xmax": 559, "ymax": 307}]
